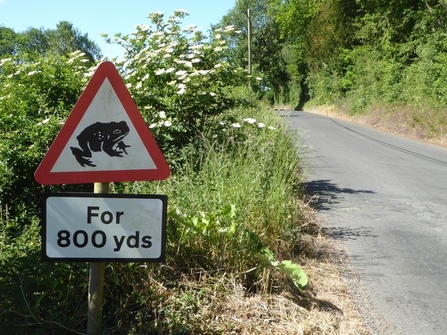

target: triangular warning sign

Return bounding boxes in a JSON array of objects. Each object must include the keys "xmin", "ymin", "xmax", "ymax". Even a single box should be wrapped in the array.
[{"xmin": 35, "ymin": 61, "xmax": 170, "ymax": 185}]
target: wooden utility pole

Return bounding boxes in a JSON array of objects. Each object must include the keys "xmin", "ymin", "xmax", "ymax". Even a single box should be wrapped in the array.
[
  {"xmin": 87, "ymin": 182, "xmax": 109, "ymax": 335},
  {"xmin": 247, "ymin": 8, "xmax": 252, "ymax": 89}
]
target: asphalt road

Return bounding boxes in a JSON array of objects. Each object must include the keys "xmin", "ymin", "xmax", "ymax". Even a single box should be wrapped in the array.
[{"xmin": 285, "ymin": 111, "xmax": 447, "ymax": 335}]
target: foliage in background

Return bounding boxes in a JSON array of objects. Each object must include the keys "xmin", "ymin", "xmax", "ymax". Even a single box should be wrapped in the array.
[{"xmin": 219, "ymin": 0, "xmax": 447, "ymax": 121}]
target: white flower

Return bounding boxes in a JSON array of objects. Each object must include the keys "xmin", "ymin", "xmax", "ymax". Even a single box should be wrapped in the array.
[
  {"xmin": 210, "ymin": 92, "xmax": 216, "ymax": 96},
  {"xmin": 159, "ymin": 111, "xmax": 166, "ymax": 119},
  {"xmin": 219, "ymin": 121, "xmax": 226, "ymax": 126},
  {"xmin": 0, "ymin": 58, "xmax": 12, "ymax": 65},
  {"xmin": 84, "ymin": 70, "xmax": 95, "ymax": 77},
  {"xmin": 177, "ymin": 87, "xmax": 186, "ymax": 95},
  {"xmin": 231, "ymin": 123, "xmax": 241, "ymax": 128},
  {"xmin": 243, "ymin": 118, "xmax": 256, "ymax": 124},
  {"xmin": 214, "ymin": 46, "xmax": 223, "ymax": 52},
  {"xmin": 149, "ymin": 123, "xmax": 157, "ymax": 129},
  {"xmin": 166, "ymin": 67, "xmax": 175, "ymax": 73},
  {"xmin": 136, "ymin": 24, "xmax": 150, "ymax": 31},
  {"xmin": 27, "ymin": 71, "xmax": 37, "ymax": 76},
  {"xmin": 164, "ymin": 120, "xmax": 172, "ymax": 127},
  {"xmin": 268, "ymin": 126, "xmax": 276, "ymax": 130},
  {"xmin": 214, "ymin": 63, "xmax": 222, "ymax": 68},
  {"xmin": 191, "ymin": 44, "xmax": 204, "ymax": 51},
  {"xmin": 224, "ymin": 25, "xmax": 235, "ymax": 32},
  {"xmin": 257, "ymin": 123, "xmax": 265, "ymax": 128},
  {"xmin": 175, "ymin": 70, "xmax": 187, "ymax": 76},
  {"xmin": 155, "ymin": 68, "xmax": 165, "ymax": 75},
  {"xmin": 37, "ymin": 117, "xmax": 51, "ymax": 126}
]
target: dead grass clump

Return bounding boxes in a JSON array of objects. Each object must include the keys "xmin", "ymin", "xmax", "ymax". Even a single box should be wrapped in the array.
[
  {"xmin": 197, "ymin": 237, "xmax": 372, "ymax": 334},
  {"xmin": 155, "ymin": 232, "xmax": 373, "ymax": 334}
]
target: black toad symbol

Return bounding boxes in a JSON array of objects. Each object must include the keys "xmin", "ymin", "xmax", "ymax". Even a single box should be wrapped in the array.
[{"xmin": 70, "ymin": 121, "xmax": 131, "ymax": 167}]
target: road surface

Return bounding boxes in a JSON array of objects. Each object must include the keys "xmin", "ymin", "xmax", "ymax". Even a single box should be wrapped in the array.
[{"xmin": 286, "ymin": 111, "xmax": 447, "ymax": 335}]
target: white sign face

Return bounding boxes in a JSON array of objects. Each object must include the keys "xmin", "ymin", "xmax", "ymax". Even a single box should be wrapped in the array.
[
  {"xmin": 51, "ymin": 78, "xmax": 156, "ymax": 173},
  {"xmin": 42, "ymin": 193, "xmax": 167, "ymax": 262}
]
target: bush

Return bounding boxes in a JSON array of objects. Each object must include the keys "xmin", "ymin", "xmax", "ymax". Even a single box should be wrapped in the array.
[
  {"xmin": 105, "ymin": 10, "xmax": 247, "ymax": 165},
  {"xmin": 0, "ymin": 52, "xmax": 93, "ymax": 220}
]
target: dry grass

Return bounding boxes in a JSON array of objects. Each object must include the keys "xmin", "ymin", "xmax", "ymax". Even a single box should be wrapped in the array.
[
  {"xmin": 195, "ymin": 202, "xmax": 378, "ymax": 334},
  {"xmin": 191, "ymin": 235, "xmax": 374, "ymax": 334},
  {"xmin": 306, "ymin": 104, "xmax": 447, "ymax": 148},
  {"xmin": 142, "ymin": 206, "xmax": 379, "ymax": 334}
]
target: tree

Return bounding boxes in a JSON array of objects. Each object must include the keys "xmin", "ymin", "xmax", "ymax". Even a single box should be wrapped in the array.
[
  {"xmin": 217, "ymin": 0, "xmax": 291, "ymax": 103},
  {"xmin": 0, "ymin": 26, "xmax": 18, "ymax": 56},
  {"xmin": 16, "ymin": 27, "xmax": 49, "ymax": 56},
  {"xmin": 270, "ymin": 0, "xmax": 319, "ymax": 42},
  {"xmin": 48, "ymin": 21, "xmax": 102, "ymax": 61},
  {"xmin": 5, "ymin": 21, "xmax": 102, "ymax": 62}
]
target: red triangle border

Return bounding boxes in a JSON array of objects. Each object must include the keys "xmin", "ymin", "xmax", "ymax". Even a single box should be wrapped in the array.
[{"xmin": 34, "ymin": 61, "xmax": 170, "ymax": 185}]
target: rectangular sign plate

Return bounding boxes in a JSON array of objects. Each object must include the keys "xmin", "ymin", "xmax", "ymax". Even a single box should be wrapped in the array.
[{"xmin": 41, "ymin": 193, "xmax": 167, "ymax": 262}]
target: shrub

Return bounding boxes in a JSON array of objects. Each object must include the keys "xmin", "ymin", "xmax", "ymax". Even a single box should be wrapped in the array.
[{"xmin": 104, "ymin": 10, "xmax": 247, "ymax": 164}]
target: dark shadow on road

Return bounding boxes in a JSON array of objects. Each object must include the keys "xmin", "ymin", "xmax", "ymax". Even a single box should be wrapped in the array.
[
  {"xmin": 322, "ymin": 226, "xmax": 379, "ymax": 240},
  {"xmin": 303, "ymin": 179, "xmax": 379, "ymax": 240},
  {"xmin": 303, "ymin": 179, "xmax": 375, "ymax": 211}
]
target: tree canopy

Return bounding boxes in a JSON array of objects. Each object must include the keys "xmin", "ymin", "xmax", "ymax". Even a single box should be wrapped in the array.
[
  {"xmin": 0, "ymin": 21, "xmax": 101, "ymax": 62},
  {"xmin": 217, "ymin": 0, "xmax": 447, "ymax": 110}
]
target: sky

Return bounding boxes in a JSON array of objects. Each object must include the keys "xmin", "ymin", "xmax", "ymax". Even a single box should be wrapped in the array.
[{"xmin": 0, "ymin": 0, "xmax": 236, "ymax": 58}]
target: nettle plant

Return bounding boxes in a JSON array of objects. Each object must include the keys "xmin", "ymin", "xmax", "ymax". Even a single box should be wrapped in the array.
[{"xmin": 104, "ymin": 10, "xmax": 247, "ymax": 162}]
